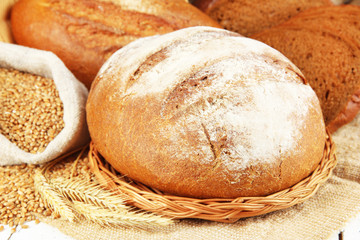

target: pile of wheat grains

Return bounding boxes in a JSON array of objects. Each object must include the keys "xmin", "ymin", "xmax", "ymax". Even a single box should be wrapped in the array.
[
  {"xmin": 0, "ymin": 67, "xmax": 65, "ymax": 154},
  {"xmin": 0, "ymin": 67, "xmax": 170, "ymax": 232},
  {"xmin": 0, "ymin": 153, "xmax": 92, "ymax": 232},
  {"xmin": 0, "ymin": 67, "xmax": 69, "ymax": 232},
  {"xmin": 0, "ymin": 163, "xmax": 48, "ymax": 232}
]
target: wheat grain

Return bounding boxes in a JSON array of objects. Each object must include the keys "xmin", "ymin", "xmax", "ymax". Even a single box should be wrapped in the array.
[
  {"xmin": 0, "ymin": 68, "xmax": 65, "ymax": 153},
  {"xmin": 0, "ymin": 163, "xmax": 45, "ymax": 226}
]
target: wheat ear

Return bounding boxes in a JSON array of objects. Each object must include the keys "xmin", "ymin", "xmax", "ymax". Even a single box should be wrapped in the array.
[
  {"xmin": 33, "ymin": 170, "xmax": 76, "ymax": 222},
  {"xmin": 50, "ymin": 177, "xmax": 128, "ymax": 211},
  {"xmin": 72, "ymin": 200, "xmax": 172, "ymax": 228},
  {"xmin": 50, "ymin": 177, "xmax": 173, "ymax": 227}
]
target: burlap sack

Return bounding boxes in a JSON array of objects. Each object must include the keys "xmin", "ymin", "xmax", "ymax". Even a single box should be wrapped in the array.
[{"xmin": 0, "ymin": 42, "xmax": 90, "ymax": 166}]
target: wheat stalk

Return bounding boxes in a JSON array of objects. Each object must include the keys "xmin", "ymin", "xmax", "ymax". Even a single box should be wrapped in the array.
[
  {"xmin": 72, "ymin": 200, "xmax": 171, "ymax": 228},
  {"xmin": 33, "ymin": 170, "xmax": 76, "ymax": 222},
  {"xmin": 34, "ymin": 147, "xmax": 173, "ymax": 228},
  {"xmin": 50, "ymin": 177, "xmax": 129, "ymax": 211},
  {"xmin": 50, "ymin": 177, "xmax": 173, "ymax": 227}
]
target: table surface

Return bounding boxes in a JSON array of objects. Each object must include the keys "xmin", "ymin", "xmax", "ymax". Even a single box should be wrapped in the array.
[
  {"xmin": 0, "ymin": 212, "xmax": 360, "ymax": 240},
  {"xmin": 0, "ymin": 221, "xmax": 72, "ymax": 240}
]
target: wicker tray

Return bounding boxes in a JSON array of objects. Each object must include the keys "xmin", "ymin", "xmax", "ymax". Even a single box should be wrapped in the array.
[{"xmin": 88, "ymin": 131, "xmax": 336, "ymax": 223}]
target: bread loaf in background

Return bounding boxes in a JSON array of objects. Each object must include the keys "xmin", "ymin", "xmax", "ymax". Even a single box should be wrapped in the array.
[
  {"xmin": 86, "ymin": 26, "xmax": 326, "ymax": 198},
  {"xmin": 253, "ymin": 5, "xmax": 360, "ymax": 133},
  {"xmin": 10, "ymin": 0, "xmax": 221, "ymax": 89},
  {"xmin": 0, "ymin": 21, "xmax": 11, "ymax": 42},
  {"xmin": 192, "ymin": 0, "xmax": 332, "ymax": 36},
  {"xmin": 0, "ymin": 0, "xmax": 16, "ymax": 43}
]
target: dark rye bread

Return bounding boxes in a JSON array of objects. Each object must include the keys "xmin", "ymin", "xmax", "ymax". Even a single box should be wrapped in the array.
[
  {"xmin": 192, "ymin": 0, "xmax": 332, "ymax": 36},
  {"xmin": 86, "ymin": 27, "xmax": 326, "ymax": 198},
  {"xmin": 280, "ymin": 5, "xmax": 360, "ymax": 44},
  {"xmin": 278, "ymin": 5, "xmax": 360, "ymax": 132},
  {"xmin": 253, "ymin": 5, "xmax": 360, "ymax": 132},
  {"xmin": 10, "ymin": 0, "xmax": 221, "ymax": 89}
]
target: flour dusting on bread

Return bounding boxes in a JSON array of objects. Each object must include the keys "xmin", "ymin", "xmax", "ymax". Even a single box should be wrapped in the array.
[
  {"xmin": 101, "ymin": 27, "xmax": 318, "ymax": 173},
  {"xmin": 87, "ymin": 26, "xmax": 326, "ymax": 198}
]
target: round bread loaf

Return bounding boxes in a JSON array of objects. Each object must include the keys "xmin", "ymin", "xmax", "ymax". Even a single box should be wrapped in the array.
[
  {"xmin": 86, "ymin": 26, "xmax": 326, "ymax": 198},
  {"xmin": 10, "ymin": 0, "xmax": 221, "ymax": 89}
]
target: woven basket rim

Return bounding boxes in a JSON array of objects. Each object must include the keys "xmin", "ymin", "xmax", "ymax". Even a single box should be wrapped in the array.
[{"xmin": 88, "ymin": 131, "xmax": 337, "ymax": 223}]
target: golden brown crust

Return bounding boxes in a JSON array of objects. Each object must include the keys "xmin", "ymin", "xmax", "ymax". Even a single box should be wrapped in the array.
[
  {"xmin": 86, "ymin": 27, "xmax": 326, "ymax": 198},
  {"xmin": 10, "ymin": 0, "xmax": 221, "ymax": 89}
]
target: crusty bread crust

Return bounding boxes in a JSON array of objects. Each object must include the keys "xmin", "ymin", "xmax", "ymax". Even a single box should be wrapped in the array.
[
  {"xmin": 86, "ymin": 27, "xmax": 326, "ymax": 198},
  {"xmin": 10, "ymin": 0, "xmax": 221, "ymax": 89}
]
